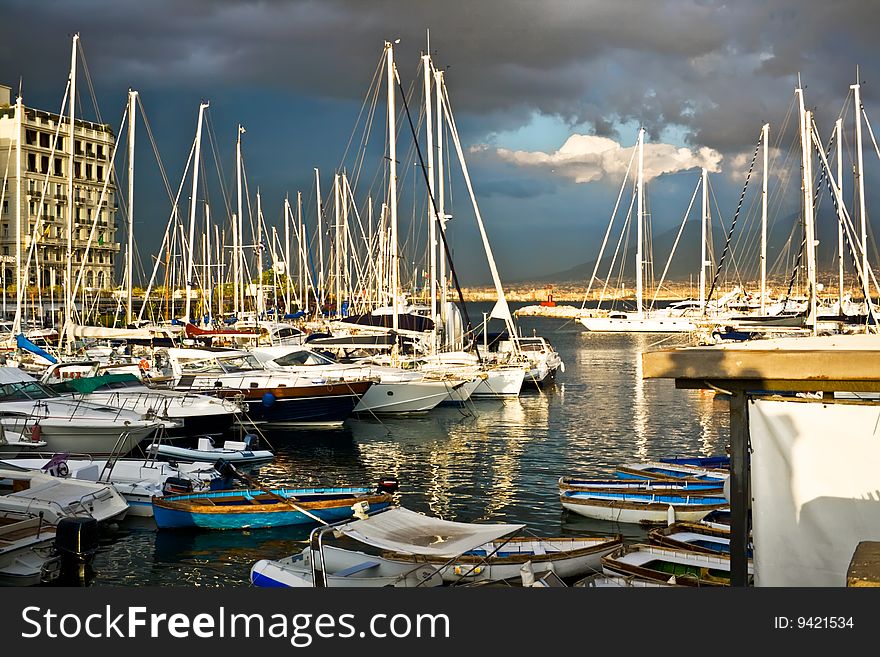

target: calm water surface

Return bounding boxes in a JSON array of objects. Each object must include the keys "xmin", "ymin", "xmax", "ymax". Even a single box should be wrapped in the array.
[{"xmin": 88, "ymin": 305, "xmax": 730, "ymax": 586}]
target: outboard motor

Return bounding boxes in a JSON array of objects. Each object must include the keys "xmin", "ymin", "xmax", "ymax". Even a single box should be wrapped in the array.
[
  {"xmin": 243, "ymin": 434, "xmax": 260, "ymax": 450},
  {"xmin": 211, "ymin": 458, "xmax": 238, "ymax": 490},
  {"xmin": 376, "ymin": 476, "xmax": 399, "ymax": 495},
  {"xmin": 162, "ymin": 477, "xmax": 194, "ymax": 496},
  {"xmin": 55, "ymin": 516, "xmax": 99, "ymax": 584}
]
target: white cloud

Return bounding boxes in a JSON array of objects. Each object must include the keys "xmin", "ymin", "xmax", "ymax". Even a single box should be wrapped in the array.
[{"xmin": 481, "ymin": 133, "xmax": 723, "ymax": 183}]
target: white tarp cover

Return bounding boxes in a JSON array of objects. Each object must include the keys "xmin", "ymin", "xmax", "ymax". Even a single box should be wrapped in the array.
[
  {"xmin": 337, "ymin": 507, "xmax": 525, "ymax": 557},
  {"xmin": 0, "ymin": 366, "xmax": 38, "ymax": 384},
  {"xmin": 750, "ymin": 397, "xmax": 880, "ymax": 586},
  {"xmin": 71, "ymin": 325, "xmax": 172, "ymax": 339}
]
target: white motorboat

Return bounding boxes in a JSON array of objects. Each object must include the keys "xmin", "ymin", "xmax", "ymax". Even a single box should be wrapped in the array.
[
  {"xmin": 0, "ymin": 368, "xmax": 165, "ymax": 456},
  {"xmin": 0, "ymin": 425, "xmax": 47, "ymax": 457},
  {"xmin": 0, "ymin": 511, "xmax": 61, "ymax": 586},
  {"xmin": 251, "ymin": 346, "xmax": 469, "ymax": 414},
  {"xmin": 41, "ymin": 362, "xmax": 243, "ymax": 437},
  {"xmin": 0, "ymin": 462, "xmax": 129, "ymax": 524},
  {"xmin": 2, "ymin": 454, "xmax": 221, "ymax": 517},
  {"xmin": 415, "ymin": 352, "xmax": 525, "ymax": 397}
]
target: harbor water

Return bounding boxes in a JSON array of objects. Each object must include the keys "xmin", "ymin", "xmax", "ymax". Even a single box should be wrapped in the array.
[{"xmin": 87, "ymin": 304, "xmax": 730, "ymax": 586}]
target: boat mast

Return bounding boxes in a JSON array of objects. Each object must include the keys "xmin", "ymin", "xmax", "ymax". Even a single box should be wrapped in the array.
[
  {"xmin": 852, "ymin": 70, "xmax": 871, "ymax": 316},
  {"xmin": 205, "ymin": 202, "xmax": 212, "ymax": 325},
  {"xmin": 761, "ymin": 123, "xmax": 769, "ymax": 315},
  {"xmin": 126, "ymin": 89, "xmax": 137, "ymax": 326},
  {"xmin": 234, "ymin": 124, "xmax": 244, "ymax": 319},
  {"xmin": 422, "ymin": 48, "xmax": 437, "ymax": 349},
  {"xmin": 12, "ymin": 91, "xmax": 22, "ymax": 336},
  {"xmin": 386, "ymin": 41, "xmax": 400, "ymax": 338},
  {"xmin": 334, "ymin": 173, "xmax": 341, "ymax": 317},
  {"xmin": 284, "ymin": 195, "xmax": 291, "ymax": 313},
  {"xmin": 184, "ymin": 101, "xmax": 208, "ymax": 324},
  {"xmin": 636, "ymin": 127, "xmax": 645, "ymax": 319},
  {"xmin": 796, "ymin": 83, "xmax": 818, "ymax": 333},
  {"xmin": 64, "ymin": 34, "xmax": 78, "ymax": 351},
  {"xmin": 836, "ymin": 118, "xmax": 845, "ymax": 312},
  {"xmin": 435, "ymin": 68, "xmax": 448, "ymax": 342},
  {"xmin": 699, "ymin": 167, "xmax": 708, "ymax": 311},
  {"xmin": 297, "ymin": 191, "xmax": 305, "ymax": 312},
  {"xmin": 315, "ymin": 167, "xmax": 324, "ymax": 312}
]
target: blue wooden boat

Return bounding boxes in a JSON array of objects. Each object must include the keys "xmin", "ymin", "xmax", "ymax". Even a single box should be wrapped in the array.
[
  {"xmin": 558, "ymin": 476, "xmax": 723, "ymax": 494},
  {"xmin": 614, "ymin": 461, "xmax": 729, "ymax": 482},
  {"xmin": 152, "ymin": 486, "xmax": 393, "ymax": 529},
  {"xmin": 658, "ymin": 455, "xmax": 730, "ymax": 469}
]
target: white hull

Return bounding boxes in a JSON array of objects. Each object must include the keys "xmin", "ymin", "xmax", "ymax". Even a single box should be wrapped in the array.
[
  {"xmin": 354, "ymin": 380, "xmax": 454, "ymax": 414},
  {"xmin": 0, "ymin": 417, "xmax": 158, "ymax": 456},
  {"xmin": 561, "ymin": 499, "xmax": 723, "ymax": 524},
  {"xmin": 471, "ymin": 368, "xmax": 525, "ymax": 397},
  {"xmin": 0, "ymin": 514, "xmax": 60, "ymax": 586},
  {"xmin": 442, "ymin": 377, "xmax": 482, "ymax": 404},
  {"xmin": 579, "ymin": 315, "xmax": 698, "ymax": 333}
]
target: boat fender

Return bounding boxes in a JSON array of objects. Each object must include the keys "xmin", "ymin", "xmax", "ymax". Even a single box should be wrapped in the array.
[
  {"xmin": 163, "ymin": 477, "xmax": 195, "ymax": 496},
  {"xmin": 30, "ymin": 423, "xmax": 43, "ymax": 442},
  {"xmin": 376, "ymin": 477, "xmax": 399, "ymax": 494},
  {"xmin": 666, "ymin": 505, "xmax": 676, "ymax": 526},
  {"xmin": 262, "ymin": 392, "xmax": 276, "ymax": 407}
]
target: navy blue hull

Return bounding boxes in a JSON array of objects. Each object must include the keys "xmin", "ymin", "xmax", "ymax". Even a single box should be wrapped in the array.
[{"xmin": 244, "ymin": 392, "xmax": 361, "ymax": 425}]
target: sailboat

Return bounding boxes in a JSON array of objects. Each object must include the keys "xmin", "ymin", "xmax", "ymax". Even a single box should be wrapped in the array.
[{"xmin": 580, "ymin": 128, "xmax": 703, "ymax": 333}]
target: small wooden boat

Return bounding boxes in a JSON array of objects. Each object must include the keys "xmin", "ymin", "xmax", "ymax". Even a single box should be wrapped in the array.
[
  {"xmin": 601, "ymin": 543, "xmax": 753, "ymax": 586},
  {"xmin": 383, "ymin": 535, "xmax": 623, "ymax": 584},
  {"xmin": 560, "ymin": 489, "xmax": 728, "ymax": 525},
  {"xmin": 558, "ymin": 476, "xmax": 723, "ymax": 494},
  {"xmin": 658, "ymin": 455, "xmax": 730, "ymax": 469},
  {"xmin": 152, "ymin": 486, "xmax": 393, "ymax": 530},
  {"xmin": 251, "ymin": 545, "xmax": 444, "ymax": 588},
  {"xmin": 649, "ymin": 521, "xmax": 753, "ymax": 558},
  {"xmin": 147, "ymin": 435, "xmax": 274, "ymax": 465},
  {"xmin": 614, "ymin": 461, "xmax": 729, "ymax": 482}
]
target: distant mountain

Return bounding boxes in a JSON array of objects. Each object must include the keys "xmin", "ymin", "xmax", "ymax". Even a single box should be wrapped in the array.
[{"xmin": 529, "ymin": 210, "xmax": 853, "ymax": 285}]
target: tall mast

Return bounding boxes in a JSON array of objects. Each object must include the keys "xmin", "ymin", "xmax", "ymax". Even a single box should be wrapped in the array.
[
  {"xmin": 334, "ymin": 173, "xmax": 341, "ymax": 317},
  {"xmin": 761, "ymin": 123, "xmax": 769, "ymax": 315},
  {"xmin": 852, "ymin": 70, "xmax": 871, "ymax": 314},
  {"xmin": 836, "ymin": 118, "xmax": 845, "ymax": 312},
  {"xmin": 699, "ymin": 167, "xmax": 708, "ymax": 311},
  {"xmin": 422, "ymin": 49, "xmax": 437, "ymax": 344},
  {"xmin": 256, "ymin": 189, "xmax": 264, "ymax": 319},
  {"xmin": 796, "ymin": 83, "xmax": 817, "ymax": 333},
  {"xmin": 64, "ymin": 33, "xmax": 78, "ymax": 349},
  {"xmin": 635, "ymin": 127, "xmax": 645, "ymax": 318},
  {"xmin": 234, "ymin": 124, "xmax": 245, "ymax": 319},
  {"xmin": 315, "ymin": 167, "xmax": 324, "ymax": 311},
  {"xmin": 12, "ymin": 91, "xmax": 22, "ymax": 335},
  {"xmin": 284, "ymin": 196, "xmax": 291, "ymax": 313},
  {"xmin": 435, "ymin": 68, "xmax": 447, "ymax": 334},
  {"xmin": 342, "ymin": 172, "xmax": 350, "ymax": 314},
  {"xmin": 184, "ymin": 101, "xmax": 208, "ymax": 323},
  {"xmin": 297, "ymin": 191, "xmax": 304, "ymax": 312},
  {"xmin": 386, "ymin": 41, "xmax": 400, "ymax": 336},
  {"xmin": 126, "ymin": 89, "xmax": 137, "ymax": 325},
  {"xmin": 205, "ymin": 202, "xmax": 212, "ymax": 325}
]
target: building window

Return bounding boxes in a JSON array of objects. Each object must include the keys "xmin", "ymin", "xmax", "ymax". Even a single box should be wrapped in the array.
[
  {"xmin": 25, "ymin": 129, "xmax": 37, "ymax": 145},
  {"xmin": 75, "ymin": 139, "xmax": 83, "ymax": 155},
  {"xmin": 85, "ymin": 163, "xmax": 93, "ymax": 180},
  {"xmin": 96, "ymin": 145, "xmax": 104, "ymax": 159},
  {"xmin": 54, "ymin": 158, "xmax": 62, "ymax": 176},
  {"xmin": 39, "ymin": 132, "xmax": 50, "ymax": 148},
  {"xmin": 96, "ymin": 165, "xmax": 103, "ymax": 181},
  {"xmin": 27, "ymin": 153, "xmax": 36, "ymax": 172},
  {"xmin": 41, "ymin": 155, "xmax": 49, "ymax": 174},
  {"xmin": 2, "ymin": 247, "xmax": 7, "ymax": 256},
  {"xmin": 55, "ymin": 136, "xmax": 64, "ymax": 151},
  {"xmin": 74, "ymin": 162, "xmax": 82, "ymax": 179},
  {"xmin": 1, "ymin": 202, "xmax": 6, "ymax": 215}
]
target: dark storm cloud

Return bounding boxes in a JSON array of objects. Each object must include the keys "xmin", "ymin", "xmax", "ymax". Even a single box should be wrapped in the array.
[{"xmin": 3, "ymin": 0, "xmax": 878, "ymax": 158}]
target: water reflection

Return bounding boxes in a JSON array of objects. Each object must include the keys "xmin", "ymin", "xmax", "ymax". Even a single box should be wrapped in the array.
[{"xmin": 85, "ymin": 310, "xmax": 730, "ymax": 587}]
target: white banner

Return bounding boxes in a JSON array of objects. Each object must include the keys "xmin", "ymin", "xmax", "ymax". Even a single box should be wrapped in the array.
[{"xmin": 750, "ymin": 397, "xmax": 880, "ymax": 586}]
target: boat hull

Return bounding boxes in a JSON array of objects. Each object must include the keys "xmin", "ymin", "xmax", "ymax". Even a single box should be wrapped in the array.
[
  {"xmin": 214, "ymin": 382, "xmax": 370, "ymax": 426},
  {"xmin": 579, "ymin": 316, "xmax": 698, "ymax": 333},
  {"xmin": 354, "ymin": 380, "xmax": 453, "ymax": 414},
  {"xmin": 471, "ymin": 368, "xmax": 525, "ymax": 397},
  {"xmin": 152, "ymin": 488, "xmax": 391, "ymax": 530},
  {"xmin": 561, "ymin": 491, "xmax": 728, "ymax": 525}
]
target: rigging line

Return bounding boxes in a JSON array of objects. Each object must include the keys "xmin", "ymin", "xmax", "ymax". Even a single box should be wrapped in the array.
[
  {"xmin": 599, "ymin": 184, "xmax": 636, "ymax": 308},
  {"xmin": 709, "ymin": 182, "xmax": 746, "ymax": 289},
  {"xmin": 338, "ymin": 51, "xmax": 386, "ymax": 181},
  {"xmin": 650, "ymin": 176, "xmax": 701, "ymax": 309},
  {"xmin": 703, "ymin": 128, "xmax": 762, "ymax": 315},
  {"xmin": 812, "ymin": 121, "xmax": 880, "ymax": 322},
  {"xmin": 76, "ymin": 39, "xmax": 103, "ymax": 126},
  {"xmin": 581, "ymin": 142, "xmax": 638, "ymax": 309},
  {"xmin": 395, "ymin": 67, "xmax": 478, "ymax": 357}
]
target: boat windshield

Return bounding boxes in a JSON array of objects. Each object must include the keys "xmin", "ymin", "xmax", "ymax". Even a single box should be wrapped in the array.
[
  {"xmin": 272, "ymin": 350, "xmax": 336, "ymax": 367},
  {"xmin": 0, "ymin": 380, "xmax": 58, "ymax": 401},
  {"xmin": 216, "ymin": 354, "xmax": 263, "ymax": 373}
]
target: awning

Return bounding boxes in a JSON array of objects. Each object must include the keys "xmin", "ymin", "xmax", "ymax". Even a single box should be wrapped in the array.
[{"xmin": 335, "ymin": 507, "xmax": 524, "ymax": 557}]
